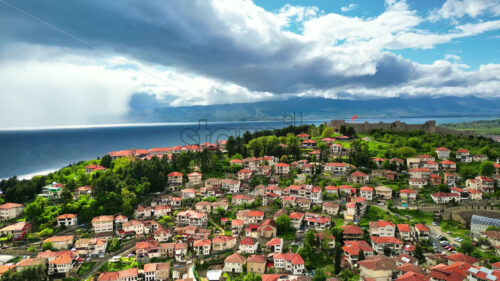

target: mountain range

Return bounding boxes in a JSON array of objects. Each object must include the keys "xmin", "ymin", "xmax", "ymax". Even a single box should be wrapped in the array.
[{"xmin": 127, "ymin": 94, "xmax": 500, "ymax": 122}]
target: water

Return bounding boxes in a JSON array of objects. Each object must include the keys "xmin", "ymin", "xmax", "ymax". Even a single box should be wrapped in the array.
[{"xmin": 0, "ymin": 117, "xmax": 495, "ymax": 179}]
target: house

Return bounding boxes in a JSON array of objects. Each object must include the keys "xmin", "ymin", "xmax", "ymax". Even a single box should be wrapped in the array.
[
  {"xmin": 15, "ymin": 258, "xmax": 47, "ymax": 273},
  {"xmin": 38, "ymin": 182, "xmax": 64, "ymax": 200},
  {"xmin": 325, "ymin": 185, "xmax": 339, "ymax": 195},
  {"xmin": 301, "ymin": 139, "xmax": 317, "ymax": 149},
  {"xmin": 159, "ymin": 242, "xmax": 188, "ymax": 262},
  {"xmin": 358, "ymin": 255, "xmax": 397, "ymax": 281},
  {"xmin": 181, "ymin": 188, "xmax": 196, "ymax": 199},
  {"xmin": 221, "ymin": 179, "xmax": 241, "ymax": 193},
  {"xmin": 75, "ymin": 238, "xmax": 108, "ymax": 257},
  {"xmin": 92, "ymin": 215, "xmax": 114, "ymax": 236},
  {"xmin": 236, "ymin": 210, "xmax": 264, "ymax": 225},
  {"xmin": 444, "ymin": 172, "xmax": 456, "ymax": 186},
  {"xmin": 84, "ymin": 164, "xmax": 106, "ymax": 174},
  {"xmin": 349, "ymin": 171, "xmax": 369, "ymax": 184},
  {"xmin": 275, "ymin": 163, "xmax": 290, "ymax": 175},
  {"xmin": 445, "ymin": 252, "xmax": 479, "ymax": 265},
  {"xmin": 0, "ymin": 221, "xmax": 31, "ymax": 240},
  {"xmin": 135, "ymin": 241, "xmax": 160, "ymax": 259},
  {"xmin": 176, "ymin": 210, "xmax": 207, "ymax": 227},
  {"xmin": 409, "ymin": 178, "xmax": 428, "ymax": 189},
  {"xmin": 212, "ymin": 235, "xmax": 237, "ymax": 253},
  {"xmin": 247, "ymin": 255, "xmax": 267, "ymax": 274},
  {"xmin": 360, "ymin": 186, "xmax": 374, "ymax": 200},
  {"xmin": 232, "ymin": 194, "xmax": 255, "ymax": 206},
  {"xmin": 429, "ymin": 174, "xmax": 442, "ymax": 186},
  {"xmin": 343, "ymin": 225, "xmax": 364, "ymax": 240},
  {"xmin": 414, "ymin": 224, "xmax": 430, "ymax": 240},
  {"xmin": 466, "ymin": 176, "xmax": 495, "ymax": 193},
  {"xmin": 114, "ymin": 214, "xmax": 128, "ymax": 226},
  {"xmin": 223, "ymin": 253, "xmax": 246, "ymax": 273},
  {"xmin": 399, "ymin": 189, "xmax": 417, "ymax": 201},
  {"xmin": 304, "ymin": 214, "xmax": 331, "ymax": 231},
  {"xmin": 435, "ymin": 147, "xmax": 451, "ymax": 159},
  {"xmin": 266, "ymin": 237, "xmax": 283, "ymax": 253},
  {"xmin": 273, "ymin": 253, "xmax": 305, "ymax": 275},
  {"xmin": 167, "ymin": 172, "xmax": 183, "ymax": 185},
  {"xmin": 238, "ymin": 169, "xmax": 253, "ymax": 181},
  {"xmin": 468, "ymin": 189, "xmax": 483, "ymax": 200},
  {"xmin": 330, "ymin": 143, "xmax": 344, "ymax": 156},
  {"xmin": 289, "ymin": 212, "xmax": 304, "ymax": 229},
  {"xmin": 296, "ymin": 133, "xmax": 310, "ymax": 140},
  {"xmin": 316, "ymin": 232, "xmax": 336, "ymax": 249},
  {"xmin": 440, "ymin": 160, "xmax": 456, "ymax": 172},
  {"xmin": 153, "ymin": 205, "xmax": 172, "ymax": 218},
  {"xmin": 371, "ymin": 236, "xmax": 404, "ymax": 254},
  {"xmin": 397, "ymin": 224, "xmax": 413, "ymax": 242},
  {"xmin": 144, "ymin": 262, "xmax": 170, "ymax": 281},
  {"xmin": 395, "ymin": 254, "xmax": 418, "ymax": 267},
  {"xmin": 429, "ymin": 262, "xmax": 471, "ymax": 281},
  {"xmin": 324, "ymin": 162, "xmax": 349, "ymax": 175},
  {"xmin": 322, "ymin": 202, "xmax": 340, "ymax": 215},
  {"xmin": 193, "ymin": 239, "xmax": 211, "ymax": 256},
  {"xmin": 431, "ymin": 192, "xmax": 459, "ymax": 204},
  {"xmin": 97, "ymin": 268, "xmax": 139, "ymax": 281},
  {"xmin": 408, "ymin": 168, "xmax": 431, "ymax": 179},
  {"xmin": 48, "ymin": 255, "xmax": 73, "ymax": 275},
  {"xmin": 188, "ymin": 172, "xmax": 203, "ymax": 185},
  {"xmin": 43, "ymin": 235, "xmax": 74, "ymax": 250},
  {"xmin": 375, "ymin": 186, "xmax": 392, "ymax": 200},
  {"xmin": 56, "ymin": 214, "xmax": 77, "ymax": 227},
  {"xmin": 396, "ymin": 272, "xmax": 430, "ymax": 281},
  {"xmin": 231, "ymin": 219, "xmax": 244, "ymax": 236},
  {"xmin": 122, "ymin": 220, "xmax": 145, "ymax": 236},
  {"xmin": 239, "ymin": 237, "xmax": 259, "ymax": 254},
  {"xmin": 370, "ymin": 220, "xmax": 396, "ymax": 237},
  {"xmin": 342, "ymin": 240, "xmax": 374, "ymax": 265},
  {"xmin": 74, "ymin": 185, "xmax": 92, "ymax": 199},
  {"xmin": 153, "ymin": 228, "xmax": 171, "ymax": 242},
  {"xmin": 0, "ymin": 203, "xmax": 23, "ymax": 220},
  {"xmin": 345, "ymin": 197, "xmax": 367, "ymax": 222},
  {"xmin": 456, "ymin": 148, "xmax": 472, "ymax": 162},
  {"xmin": 258, "ymin": 219, "xmax": 277, "ymax": 238}
]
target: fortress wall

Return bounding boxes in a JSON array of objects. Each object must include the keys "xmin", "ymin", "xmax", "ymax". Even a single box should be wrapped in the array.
[{"xmin": 328, "ymin": 119, "xmax": 472, "ymax": 136}]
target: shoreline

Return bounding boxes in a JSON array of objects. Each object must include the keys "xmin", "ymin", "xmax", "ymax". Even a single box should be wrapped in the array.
[{"xmin": 1, "ymin": 169, "xmax": 58, "ymax": 181}]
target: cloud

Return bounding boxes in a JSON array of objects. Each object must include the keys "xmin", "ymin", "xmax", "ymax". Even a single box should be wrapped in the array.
[
  {"xmin": 341, "ymin": 4, "xmax": 357, "ymax": 13},
  {"xmin": 0, "ymin": 0, "xmax": 499, "ymax": 127},
  {"xmin": 429, "ymin": 0, "xmax": 500, "ymax": 22},
  {"xmin": 444, "ymin": 54, "xmax": 461, "ymax": 61}
]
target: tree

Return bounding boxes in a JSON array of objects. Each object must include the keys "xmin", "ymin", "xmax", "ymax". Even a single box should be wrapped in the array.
[
  {"xmin": 334, "ymin": 242, "xmax": 342, "ymax": 274},
  {"xmin": 339, "ymin": 269, "xmax": 356, "ymax": 281},
  {"xmin": 100, "ymin": 154, "xmax": 112, "ymax": 168},
  {"xmin": 480, "ymin": 162, "xmax": 495, "ymax": 177},
  {"xmin": 312, "ymin": 268, "xmax": 327, "ymax": 281},
  {"xmin": 383, "ymin": 246, "xmax": 392, "ymax": 256},
  {"xmin": 276, "ymin": 215, "xmax": 294, "ymax": 235},
  {"xmin": 321, "ymin": 127, "xmax": 334, "ymax": 138},
  {"xmin": 42, "ymin": 242, "xmax": 54, "ymax": 251},
  {"xmin": 397, "ymin": 146, "xmax": 416, "ymax": 158},
  {"xmin": 358, "ymin": 249, "xmax": 365, "ymax": 261},
  {"xmin": 414, "ymin": 244, "xmax": 425, "ymax": 264},
  {"xmin": 107, "ymin": 238, "xmax": 122, "ymax": 252},
  {"xmin": 458, "ymin": 240, "xmax": 474, "ymax": 255}
]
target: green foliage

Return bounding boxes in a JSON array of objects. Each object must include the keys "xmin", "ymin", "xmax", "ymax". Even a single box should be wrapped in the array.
[
  {"xmin": 42, "ymin": 242, "xmax": 54, "ymax": 250},
  {"xmin": 100, "ymin": 155, "xmax": 112, "ymax": 168},
  {"xmin": 107, "ymin": 238, "xmax": 122, "ymax": 252},
  {"xmin": 480, "ymin": 162, "xmax": 495, "ymax": 177},
  {"xmin": 77, "ymin": 262, "xmax": 96, "ymax": 276},
  {"xmin": 0, "ymin": 265, "xmax": 47, "ymax": 281},
  {"xmin": 458, "ymin": 240, "xmax": 474, "ymax": 255},
  {"xmin": 276, "ymin": 215, "xmax": 294, "ymax": 236}
]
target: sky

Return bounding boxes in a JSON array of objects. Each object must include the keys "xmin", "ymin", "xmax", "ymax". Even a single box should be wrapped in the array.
[{"xmin": 0, "ymin": 0, "xmax": 499, "ymax": 128}]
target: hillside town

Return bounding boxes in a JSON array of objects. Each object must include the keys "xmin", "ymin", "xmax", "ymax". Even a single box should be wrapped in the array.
[{"xmin": 0, "ymin": 124, "xmax": 500, "ymax": 281}]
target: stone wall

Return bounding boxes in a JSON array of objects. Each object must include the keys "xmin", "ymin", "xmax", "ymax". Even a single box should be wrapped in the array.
[{"xmin": 327, "ymin": 119, "xmax": 474, "ymax": 136}]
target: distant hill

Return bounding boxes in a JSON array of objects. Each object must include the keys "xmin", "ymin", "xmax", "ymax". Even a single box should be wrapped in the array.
[
  {"xmin": 440, "ymin": 119, "xmax": 500, "ymax": 135},
  {"xmin": 127, "ymin": 95, "xmax": 500, "ymax": 122}
]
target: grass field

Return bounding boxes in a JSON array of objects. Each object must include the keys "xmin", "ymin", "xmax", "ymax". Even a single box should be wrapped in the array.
[
  {"xmin": 440, "ymin": 220, "xmax": 470, "ymax": 240},
  {"xmin": 389, "ymin": 209, "xmax": 433, "ymax": 224},
  {"xmin": 440, "ymin": 119, "xmax": 500, "ymax": 135}
]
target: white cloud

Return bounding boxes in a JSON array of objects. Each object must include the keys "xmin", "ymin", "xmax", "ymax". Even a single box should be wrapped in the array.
[
  {"xmin": 341, "ymin": 4, "xmax": 357, "ymax": 13},
  {"xmin": 0, "ymin": 0, "xmax": 499, "ymax": 127},
  {"xmin": 429, "ymin": 0, "xmax": 500, "ymax": 22},
  {"xmin": 444, "ymin": 54, "xmax": 461, "ymax": 61}
]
